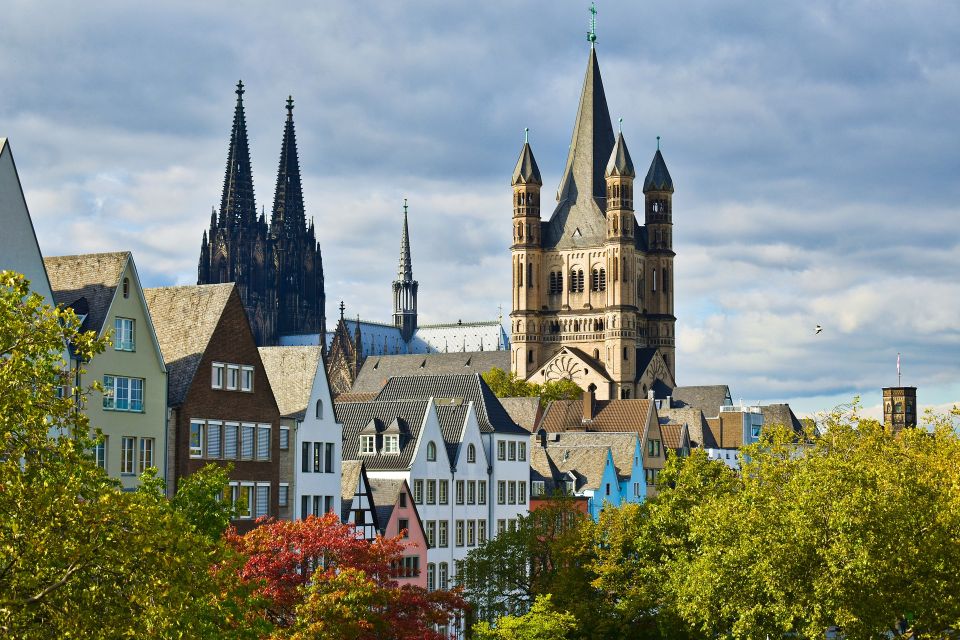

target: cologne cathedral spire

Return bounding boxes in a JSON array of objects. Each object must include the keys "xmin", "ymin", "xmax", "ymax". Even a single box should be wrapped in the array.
[
  {"xmin": 393, "ymin": 199, "xmax": 418, "ymax": 344},
  {"xmin": 271, "ymin": 96, "xmax": 306, "ymax": 236},
  {"xmin": 220, "ymin": 80, "xmax": 257, "ymax": 228}
]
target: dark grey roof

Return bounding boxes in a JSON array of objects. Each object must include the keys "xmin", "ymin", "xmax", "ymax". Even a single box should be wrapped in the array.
[
  {"xmin": 659, "ymin": 407, "xmax": 716, "ymax": 449},
  {"xmin": 671, "ymin": 385, "xmax": 732, "ymax": 418},
  {"xmin": 352, "ymin": 351, "xmax": 510, "ymax": 393},
  {"xmin": 642, "ymin": 149, "xmax": 674, "ymax": 193},
  {"xmin": 44, "ymin": 252, "xmax": 130, "ymax": 333},
  {"xmin": 512, "ymin": 141, "xmax": 542, "ymax": 186},
  {"xmin": 375, "ymin": 374, "xmax": 528, "ymax": 436},
  {"xmin": 500, "ymin": 397, "xmax": 542, "ymax": 433},
  {"xmin": 605, "ymin": 132, "xmax": 635, "ymax": 178},
  {"xmin": 543, "ymin": 47, "xmax": 615, "ymax": 251},
  {"xmin": 760, "ymin": 404, "xmax": 805, "ymax": 435},
  {"xmin": 368, "ymin": 478, "xmax": 405, "ymax": 531},
  {"xmin": 338, "ymin": 399, "xmax": 429, "ymax": 470}
]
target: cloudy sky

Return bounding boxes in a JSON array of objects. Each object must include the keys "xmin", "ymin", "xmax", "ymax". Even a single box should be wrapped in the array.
[{"xmin": 2, "ymin": 0, "xmax": 958, "ymax": 417}]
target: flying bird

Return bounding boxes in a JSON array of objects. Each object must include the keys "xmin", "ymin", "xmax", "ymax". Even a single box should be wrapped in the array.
[{"xmin": 815, "ymin": 324, "xmax": 822, "ymax": 335}]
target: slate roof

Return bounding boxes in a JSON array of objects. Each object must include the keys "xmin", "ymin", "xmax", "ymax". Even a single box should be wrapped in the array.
[
  {"xmin": 761, "ymin": 404, "xmax": 805, "ymax": 435},
  {"xmin": 43, "ymin": 252, "xmax": 130, "ymax": 333},
  {"xmin": 257, "ymin": 346, "xmax": 322, "ymax": 419},
  {"xmin": 659, "ymin": 407, "xmax": 716, "ymax": 449},
  {"xmin": 547, "ymin": 432, "xmax": 639, "ymax": 481},
  {"xmin": 642, "ymin": 148, "xmax": 674, "ymax": 193},
  {"xmin": 499, "ymin": 397, "xmax": 542, "ymax": 433},
  {"xmin": 605, "ymin": 131, "xmax": 635, "ymax": 178},
  {"xmin": 338, "ymin": 399, "xmax": 430, "ymax": 470},
  {"xmin": 352, "ymin": 351, "xmax": 509, "ymax": 393},
  {"xmin": 671, "ymin": 385, "xmax": 732, "ymax": 418},
  {"xmin": 143, "ymin": 283, "xmax": 235, "ymax": 407},
  {"xmin": 512, "ymin": 141, "xmax": 543, "ymax": 186},
  {"xmin": 368, "ymin": 478, "xmax": 405, "ymax": 531},
  {"xmin": 539, "ymin": 398, "xmax": 652, "ymax": 434},
  {"xmin": 375, "ymin": 374, "xmax": 528, "ymax": 436}
]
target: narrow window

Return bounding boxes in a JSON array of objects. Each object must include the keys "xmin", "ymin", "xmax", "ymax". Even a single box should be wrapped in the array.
[
  {"xmin": 315, "ymin": 399, "xmax": 323, "ymax": 419},
  {"xmin": 467, "ymin": 443, "xmax": 476, "ymax": 463},
  {"xmin": 122, "ymin": 277, "xmax": 130, "ymax": 298},
  {"xmin": 427, "ymin": 441, "xmax": 437, "ymax": 461}
]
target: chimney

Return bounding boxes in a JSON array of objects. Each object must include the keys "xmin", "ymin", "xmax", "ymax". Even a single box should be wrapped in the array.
[{"xmin": 582, "ymin": 390, "xmax": 595, "ymax": 422}]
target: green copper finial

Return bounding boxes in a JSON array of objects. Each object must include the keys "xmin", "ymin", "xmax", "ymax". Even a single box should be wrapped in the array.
[
  {"xmin": 588, "ymin": 2, "xmax": 597, "ymax": 46},
  {"xmin": 618, "ymin": 117, "xmax": 623, "ymax": 133},
  {"xmin": 524, "ymin": 127, "xmax": 529, "ymax": 143},
  {"xmin": 657, "ymin": 135, "xmax": 661, "ymax": 150}
]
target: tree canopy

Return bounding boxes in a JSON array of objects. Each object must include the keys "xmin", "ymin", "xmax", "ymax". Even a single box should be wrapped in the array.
[{"xmin": 482, "ymin": 368, "xmax": 582, "ymax": 407}]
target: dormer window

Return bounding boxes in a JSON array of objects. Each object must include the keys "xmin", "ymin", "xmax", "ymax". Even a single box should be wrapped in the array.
[
  {"xmin": 383, "ymin": 434, "xmax": 400, "ymax": 454},
  {"xmin": 360, "ymin": 435, "xmax": 375, "ymax": 455},
  {"xmin": 427, "ymin": 441, "xmax": 437, "ymax": 462}
]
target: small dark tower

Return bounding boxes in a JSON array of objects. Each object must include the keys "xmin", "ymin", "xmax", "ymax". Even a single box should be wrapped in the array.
[
  {"xmin": 510, "ymin": 130, "xmax": 543, "ymax": 378},
  {"xmin": 883, "ymin": 387, "xmax": 917, "ymax": 433},
  {"xmin": 392, "ymin": 199, "xmax": 418, "ymax": 345},
  {"xmin": 643, "ymin": 137, "xmax": 676, "ymax": 380}
]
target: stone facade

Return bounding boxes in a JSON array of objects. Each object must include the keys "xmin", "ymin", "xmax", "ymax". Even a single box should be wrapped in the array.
[{"xmin": 883, "ymin": 386, "xmax": 917, "ymax": 433}]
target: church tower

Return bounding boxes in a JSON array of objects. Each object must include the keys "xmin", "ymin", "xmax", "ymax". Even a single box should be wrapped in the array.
[
  {"xmin": 642, "ymin": 141, "xmax": 676, "ymax": 380},
  {"xmin": 510, "ymin": 131, "xmax": 543, "ymax": 378},
  {"xmin": 392, "ymin": 200, "xmax": 418, "ymax": 344}
]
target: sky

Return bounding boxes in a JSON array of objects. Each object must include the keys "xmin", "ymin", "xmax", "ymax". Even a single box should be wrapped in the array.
[{"xmin": 2, "ymin": 0, "xmax": 958, "ymax": 418}]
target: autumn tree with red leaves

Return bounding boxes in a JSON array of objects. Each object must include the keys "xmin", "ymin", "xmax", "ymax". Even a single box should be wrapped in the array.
[{"xmin": 225, "ymin": 513, "xmax": 466, "ymax": 639}]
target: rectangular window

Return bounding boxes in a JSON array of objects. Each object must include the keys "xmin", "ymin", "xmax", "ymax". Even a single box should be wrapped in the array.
[
  {"xmin": 241, "ymin": 424, "xmax": 255, "ymax": 460},
  {"xmin": 241, "ymin": 366, "xmax": 254, "ymax": 392},
  {"xmin": 325, "ymin": 496, "xmax": 333, "ymax": 514},
  {"xmin": 280, "ymin": 427, "xmax": 290, "ymax": 451},
  {"xmin": 467, "ymin": 480, "xmax": 476, "ymax": 505},
  {"xmin": 645, "ymin": 468, "xmax": 658, "ymax": 486},
  {"xmin": 427, "ymin": 480, "xmax": 436, "ymax": 505},
  {"xmin": 121, "ymin": 436, "xmax": 136, "ymax": 474},
  {"xmin": 314, "ymin": 442, "xmax": 323, "ymax": 472},
  {"xmin": 302, "ymin": 442, "xmax": 310, "ymax": 472},
  {"xmin": 519, "ymin": 442, "xmax": 527, "ymax": 461},
  {"xmin": 360, "ymin": 435, "xmax": 375, "ymax": 455},
  {"xmin": 189, "ymin": 422, "xmax": 204, "ymax": 458},
  {"xmin": 256, "ymin": 425, "xmax": 271, "ymax": 461},
  {"xmin": 647, "ymin": 439, "xmax": 661, "ymax": 457},
  {"xmin": 279, "ymin": 484, "xmax": 289, "ymax": 508},
  {"xmin": 413, "ymin": 480, "xmax": 423, "ymax": 504},
  {"xmin": 497, "ymin": 519, "xmax": 506, "ymax": 535},
  {"xmin": 498, "ymin": 481, "xmax": 506, "ymax": 505},
  {"xmin": 226, "ymin": 365, "xmax": 239, "ymax": 390},
  {"xmin": 402, "ymin": 556, "xmax": 419, "ymax": 578},
  {"xmin": 438, "ymin": 479, "xmax": 448, "ymax": 505},
  {"xmin": 399, "ymin": 491, "xmax": 407, "ymax": 508},
  {"xmin": 508, "ymin": 441, "xmax": 517, "ymax": 461},
  {"xmin": 427, "ymin": 563, "xmax": 436, "ymax": 592},
  {"xmin": 438, "ymin": 520, "xmax": 448, "ymax": 548},
  {"xmin": 467, "ymin": 520, "xmax": 476, "ymax": 547},
  {"xmin": 324, "ymin": 443, "xmax": 334, "ymax": 473},
  {"xmin": 439, "ymin": 563, "xmax": 449, "ymax": 590},
  {"xmin": 399, "ymin": 518, "xmax": 409, "ymax": 538},
  {"xmin": 212, "ymin": 362, "xmax": 224, "ymax": 389},
  {"xmin": 508, "ymin": 519, "xmax": 517, "ymax": 532},
  {"xmin": 301, "ymin": 496, "xmax": 309, "ymax": 520},
  {"xmin": 478, "ymin": 480, "xmax": 487, "ymax": 505},
  {"xmin": 102, "ymin": 375, "xmax": 144, "ymax": 412},
  {"xmin": 206, "ymin": 421, "xmax": 222, "ymax": 459},
  {"xmin": 478, "ymin": 520, "xmax": 487, "ymax": 544},
  {"xmin": 497, "ymin": 440, "xmax": 506, "ymax": 461},
  {"xmin": 508, "ymin": 481, "xmax": 517, "ymax": 505},
  {"xmin": 383, "ymin": 434, "xmax": 399, "ymax": 454},
  {"xmin": 455, "ymin": 520, "xmax": 465, "ymax": 547},
  {"xmin": 456, "ymin": 480, "xmax": 465, "ymax": 505},
  {"xmin": 139, "ymin": 437, "xmax": 154, "ymax": 473},
  {"xmin": 426, "ymin": 521, "xmax": 436, "ymax": 548},
  {"xmin": 313, "ymin": 496, "xmax": 322, "ymax": 516},
  {"xmin": 224, "ymin": 423, "xmax": 238, "ymax": 459},
  {"xmin": 518, "ymin": 481, "xmax": 526, "ymax": 504},
  {"xmin": 93, "ymin": 437, "xmax": 107, "ymax": 470},
  {"xmin": 113, "ymin": 317, "xmax": 135, "ymax": 351},
  {"xmin": 532, "ymin": 480, "xmax": 545, "ymax": 497},
  {"xmin": 255, "ymin": 484, "xmax": 270, "ymax": 518}
]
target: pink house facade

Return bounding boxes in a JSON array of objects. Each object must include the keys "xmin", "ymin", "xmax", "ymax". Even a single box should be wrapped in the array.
[{"xmin": 370, "ymin": 478, "xmax": 427, "ymax": 588}]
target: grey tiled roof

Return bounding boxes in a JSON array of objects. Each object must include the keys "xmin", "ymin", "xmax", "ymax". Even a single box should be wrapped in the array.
[
  {"xmin": 44, "ymin": 252, "xmax": 130, "ymax": 333},
  {"xmin": 258, "ymin": 346, "xmax": 322, "ymax": 419},
  {"xmin": 338, "ymin": 400, "xmax": 430, "ymax": 470},
  {"xmin": 642, "ymin": 149, "xmax": 674, "ymax": 193},
  {"xmin": 369, "ymin": 478, "xmax": 406, "ymax": 532},
  {"xmin": 499, "ymin": 397, "xmax": 542, "ymax": 433},
  {"xmin": 375, "ymin": 374, "xmax": 528, "ymax": 436},
  {"xmin": 143, "ymin": 283, "xmax": 235, "ymax": 407},
  {"xmin": 671, "ymin": 385, "xmax": 732, "ymax": 418},
  {"xmin": 512, "ymin": 141, "xmax": 543, "ymax": 186},
  {"xmin": 352, "ymin": 351, "xmax": 509, "ymax": 393},
  {"xmin": 341, "ymin": 459, "xmax": 364, "ymax": 502},
  {"xmin": 760, "ymin": 404, "xmax": 805, "ymax": 435},
  {"xmin": 605, "ymin": 131, "xmax": 635, "ymax": 178},
  {"xmin": 659, "ymin": 407, "xmax": 716, "ymax": 449}
]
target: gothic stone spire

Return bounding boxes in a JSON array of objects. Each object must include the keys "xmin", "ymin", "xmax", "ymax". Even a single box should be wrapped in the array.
[
  {"xmin": 393, "ymin": 199, "xmax": 418, "ymax": 343},
  {"xmin": 221, "ymin": 80, "xmax": 257, "ymax": 229},
  {"xmin": 270, "ymin": 95, "xmax": 306, "ymax": 236}
]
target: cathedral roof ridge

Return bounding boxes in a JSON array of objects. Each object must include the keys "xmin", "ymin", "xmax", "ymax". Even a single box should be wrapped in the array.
[{"xmin": 418, "ymin": 319, "xmax": 504, "ymax": 329}]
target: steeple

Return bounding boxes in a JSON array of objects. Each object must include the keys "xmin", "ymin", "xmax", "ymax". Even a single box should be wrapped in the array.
[
  {"xmin": 397, "ymin": 198, "xmax": 413, "ymax": 281},
  {"xmin": 271, "ymin": 96, "xmax": 306, "ymax": 235},
  {"xmin": 606, "ymin": 129, "xmax": 636, "ymax": 178},
  {"xmin": 512, "ymin": 129, "xmax": 543, "ymax": 186},
  {"xmin": 643, "ymin": 143, "xmax": 674, "ymax": 193},
  {"xmin": 220, "ymin": 80, "xmax": 257, "ymax": 228},
  {"xmin": 393, "ymin": 199, "xmax": 418, "ymax": 344}
]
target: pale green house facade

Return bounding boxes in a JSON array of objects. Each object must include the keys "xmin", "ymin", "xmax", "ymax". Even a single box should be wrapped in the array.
[{"xmin": 44, "ymin": 252, "xmax": 168, "ymax": 490}]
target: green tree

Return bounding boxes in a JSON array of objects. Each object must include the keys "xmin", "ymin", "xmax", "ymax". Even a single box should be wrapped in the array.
[
  {"xmin": 473, "ymin": 595, "xmax": 577, "ymax": 640},
  {"xmin": 482, "ymin": 368, "xmax": 582, "ymax": 407},
  {"xmin": 171, "ymin": 462, "xmax": 239, "ymax": 541}
]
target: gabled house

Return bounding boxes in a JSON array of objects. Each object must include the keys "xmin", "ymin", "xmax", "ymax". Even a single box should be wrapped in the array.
[
  {"xmin": 258, "ymin": 346, "xmax": 342, "ymax": 521},
  {"xmin": 340, "ymin": 459, "xmax": 378, "ymax": 539},
  {"xmin": 659, "ymin": 421, "xmax": 692, "ymax": 458},
  {"xmin": 369, "ymin": 478, "xmax": 427, "ymax": 588},
  {"xmin": 44, "ymin": 252, "xmax": 168, "ymax": 490},
  {"xmin": 144, "ymin": 283, "xmax": 280, "ymax": 530},
  {"xmin": 0, "ymin": 138, "xmax": 55, "ymax": 306}
]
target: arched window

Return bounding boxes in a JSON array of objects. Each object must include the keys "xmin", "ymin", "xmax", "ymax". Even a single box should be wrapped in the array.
[
  {"xmin": 315, "ymin": 399, "xmax": 323, "ymax": 419},
  {"xmin": 427, "ymin": 441, "xmax": 437, "ymax": 461},
  {"xmin": 467, "ymin": 444, "xmax": 476, "ymax": 463},
  {"xmin": 122, "ymin": 278, "xmax": 130, "ymax": 298},
  {"xmin": 652, "ymin": 268, "xmax": 658, "ymax": 292},
  {"xmin": 593, "ymin": 348, "xmax": 600, "ymax": 359},
  {"xmin": 591, "ymin": 269, "xmax": 599, "ymax": 291}
]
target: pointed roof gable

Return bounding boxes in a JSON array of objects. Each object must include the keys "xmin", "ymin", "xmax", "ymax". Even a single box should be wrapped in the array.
[
  {"xmin": 220, "ymin": 81, "xmax": 257, "ymax": 228},
  {"xmin": 543, "ymin": 47, "xmax": 616, "ymax": 250},
  {"xmin": 43, "ymin": 252, "xmax": 130, "ymax": 333},
  {"xmin": 511, "ymin": 142, "xmax": 542, "ymax": 186},
  {"xmin": 270, "ymin": 96, "xmax": 306, "ymax": 235},
  {"xmin": 605, "ymin": 131, "xmax": 635, "ymax": 178},
  {"xmin": 338, "ymin": 399, "xmax": 432, "ymax": 470},
  {"xmin": 642, "ymin": 149, "xmax": 674, "ymax": 193},
  {"xmin": 143, "ymin": 283, "xmax": 236, "ymax": 406},
  {"xmin": 258, "ymin": 346, "xmax": 323, "ymax": 419}
]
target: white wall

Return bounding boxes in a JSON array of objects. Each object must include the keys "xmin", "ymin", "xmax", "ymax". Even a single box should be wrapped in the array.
[{"xmin": 295, "ymin": 354, "xmax": 342, "ymax": 519}]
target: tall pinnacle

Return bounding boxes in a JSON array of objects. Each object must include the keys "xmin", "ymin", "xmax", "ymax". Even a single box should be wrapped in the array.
[
  {"xmin": 220, "ymin": 80, "xmax": 257, "ymax": 228},
  {"xmin": 271, "ymin": 95, "xmax": 306, "ymax": 235},
  {"xmin": 397, "ymin": 198, "xmax": 413, "ymax": 281}
]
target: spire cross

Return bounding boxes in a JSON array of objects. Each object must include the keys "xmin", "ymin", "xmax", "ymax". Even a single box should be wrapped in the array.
[
  {"xmin": 286, "ymin": 95, "xmax": 294, "ymax": 115},
  {"xmin": 339, "ymin": 300, "xmax": 345, "ymax": 319},
  {"xmin": 588, "ymin": 2, "xmax": 597, "ymax": 46},
  {"xmin": 403, "ymin": 198, "xmax": 408, "ymax": 216},
  {"xmin": 657, "ymin": 135, "xmax": 661, "ymax": 150},
  {"xmin": 236, "ymin": 80, "xmax": 244, "ymax": 97}
]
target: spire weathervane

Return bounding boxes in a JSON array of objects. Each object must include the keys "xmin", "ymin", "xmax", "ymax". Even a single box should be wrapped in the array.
[
  {"xmin": 588, "ymin": 2, "xmax": 597, "ymax": 46},
  {"xmin": 403, "ymin": 197, "xmax": 408, "ymax": 216},
  {"xmin": 657, "ymin": 135, "xmax": 661, "ymax": 150},
  {"xmin": 286, "ymin": 95, "xmax": 294, "ymax": 116},
  {"xmin": 524, "ymin": 127, "xmax": 529, "ymax": 143}
]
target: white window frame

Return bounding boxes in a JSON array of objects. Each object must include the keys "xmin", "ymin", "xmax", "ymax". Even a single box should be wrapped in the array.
[
  {"xmin": 413, "ymin": 480, "xmax": 423, "ymax": 504},
  {"xmin": 508, "ymin": 441, "xmax": 517, "ymax": 461},
  {"xmin": 438, "ymin": 479, "xmax": 448, "ymax": 505},
  {"xmin": 478, "ymin": 520, "xmax": 487, "ymax": 544},
  {"xmin": 103, "ymin": 375, "xmax": 144, "ymax": 412},
  {"xmin": 519, "ymin": 442, "xmax": 527, "ymax": 462},
  {"xmin": 237, "ymin": 482, "xmax": 254, "ymax": 519},
  {"xmin": 139, "ymin": 437, "xmax": 154, "ymax": 473},
  {"xmin": 438, "ymin": 520, "xmax": 448, "ymax": 548},
  {"xmin": 93, "ymin": 436, "xmax": 107, "ymax": 470},
  {"xmin": 497, "ymin": 440, "xmax": 506, "ymax": 460},
  {"xmin": 383, "ymin": 434, "xmax": 400, "ymax": 454},
  {"xmin": 226, "ymin": 365, "xmax": 239, "ymax": 391},
  {"xmin": 478, "ymin": 480, "xmax": 487, "ymax": 505},
  {"xmin": 519, "ymin": 481, "xmax": 527, "ymax": 504},
  {"xmin": 241, "ymin": 365, "xmax": 254, "ymax": 392},
  {"xmin": 467, "ymin": 443, "xmax": 476, "ymax": 463},
  {"xmin": 360, "ymin": 434, "xmax": 376, "ymax": 455},
  {"xmin": 113, "ymin": 317, "xmax": 135, "ymax": 351},
  {"xmin": 224, "ymin": 422, "xmax": 239, "ymax": 459},
  {"xmin": 120, "ymin": 436, "xmax": 136, "ymax": 475},
  {"xmin": 212, "ymin": 362, "xmax": 224, "ymax": 389},
  {"xmin": 189, "ymin": 421, "xmax": 204, "ymax": 458},
  {"xmin": 532, "ymin": 480, "xmax": 545, "ymax": 497},
  {"xmin": 279, "ymin": 426, "xmax": 290, "ymax": 451}
]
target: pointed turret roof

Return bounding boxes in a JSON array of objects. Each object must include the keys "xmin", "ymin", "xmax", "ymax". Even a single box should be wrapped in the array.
[
  {"xmin": 220, "ymin": 80, "xmax": 257, "ymax": 228},
  {"xmin": 542, "ymin": 47, "xmax": 616, "ymax": 249},
  {"xmin": 512, "ymin": 138, "xmax": 542, "ymax": 186},
  {"xmin": 605, "ymin": 131, "xmax": 635, "ymax": 178},
  {"xmin": 271, "ymin": 96, "xmax": 307, "ymax": 235},
  {"xmin": 643, "ymin": 148, "xmax": 674, "ymax": 193},
  {"xmin": 397, "ymin": 199, "xmax": 413, "ymax": 282}
]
